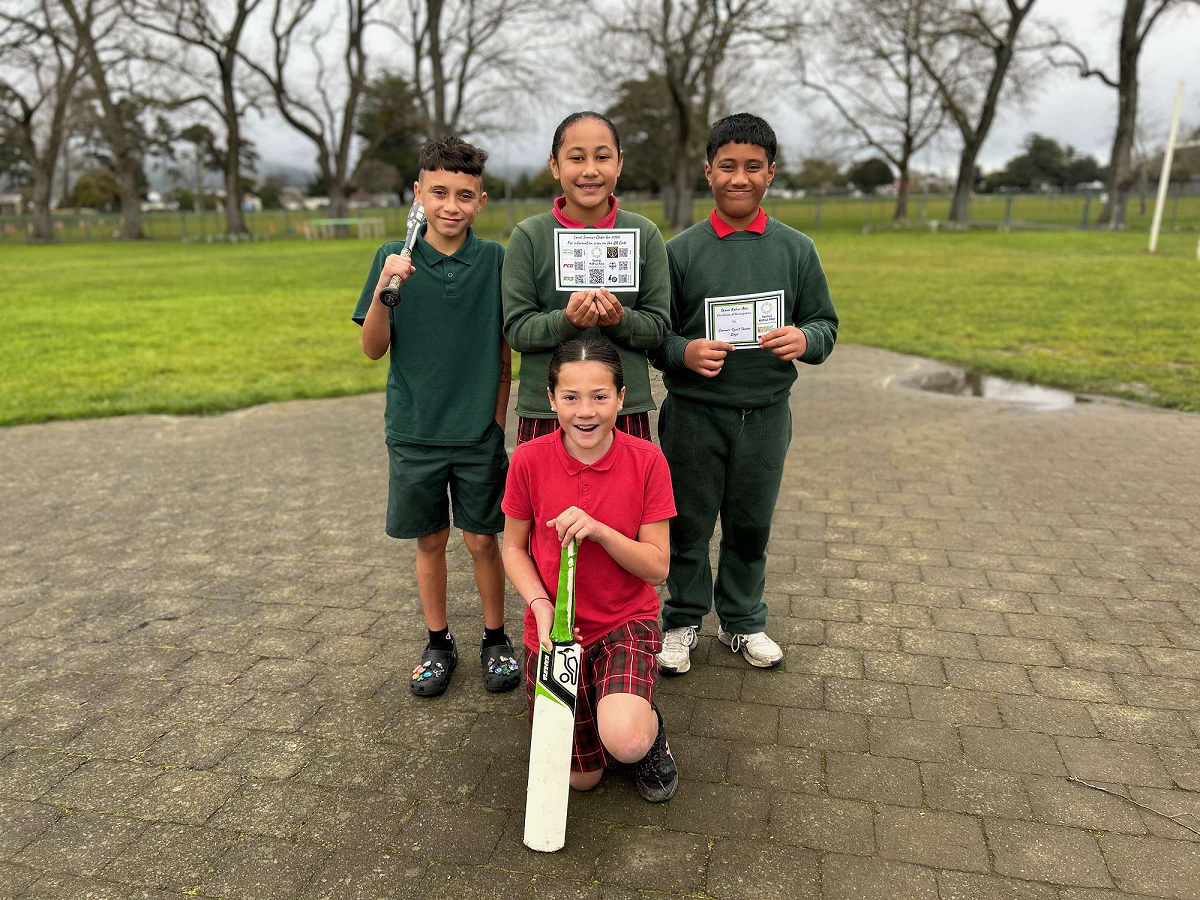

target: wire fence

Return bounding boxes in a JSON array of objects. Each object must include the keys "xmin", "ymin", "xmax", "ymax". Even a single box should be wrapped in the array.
[{"xmin": 3, "ymin": 189, "xmax": 1199, "ymax": 246}]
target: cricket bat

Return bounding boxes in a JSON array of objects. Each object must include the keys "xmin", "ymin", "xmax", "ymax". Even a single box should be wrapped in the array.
[{"xmin": 523, "ymin": 539, "xmax": 580, "ymax": 852}]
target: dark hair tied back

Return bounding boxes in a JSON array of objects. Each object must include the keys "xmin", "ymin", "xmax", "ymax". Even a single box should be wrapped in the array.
[
  {"xmin": 548, "ymin": 339, "xmax": 624, "ymax": 393},
  {"xmin": 551, "ymin": 111, "xmax": 622, "ymax": 160}
]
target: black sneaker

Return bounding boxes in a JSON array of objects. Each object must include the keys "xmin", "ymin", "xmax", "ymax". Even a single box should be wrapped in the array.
[{"xmin": 635, "ymin": 704, "xmax": 679, "ymax": 802}]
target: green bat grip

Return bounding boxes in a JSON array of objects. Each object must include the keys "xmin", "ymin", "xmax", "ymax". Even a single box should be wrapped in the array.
[{"xmin": 549, "ymin": 540, "xmax": 578, "ymax": 644}]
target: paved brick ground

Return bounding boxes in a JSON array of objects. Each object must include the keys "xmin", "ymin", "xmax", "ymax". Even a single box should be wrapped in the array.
[{"xmin": 2, "ymin": 344, "xmax": 1199, "ymax": 900}]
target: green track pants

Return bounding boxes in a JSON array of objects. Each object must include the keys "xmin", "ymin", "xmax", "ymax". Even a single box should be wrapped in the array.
[{"xmin": 657, "ymin": 393, "xmax": 791, "ymax": 634}]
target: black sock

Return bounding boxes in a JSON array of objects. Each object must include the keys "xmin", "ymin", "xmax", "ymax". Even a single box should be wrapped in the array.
[
  {"xmin": 427, "ymin": 628, "xmax": 454, "ymax": 651},
  {"xmin": 482, "ymin": 625, "xmax": 508, "ymax": 647}
]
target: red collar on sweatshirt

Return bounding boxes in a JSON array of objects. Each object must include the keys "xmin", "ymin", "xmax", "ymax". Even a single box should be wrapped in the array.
[
  {"xmin": 710, "ymin": 206, "xmax": 768, "ymax": 237},
  {"xmin": 552, "ymin": 195, "xmax": 619, "ymax": 229}
]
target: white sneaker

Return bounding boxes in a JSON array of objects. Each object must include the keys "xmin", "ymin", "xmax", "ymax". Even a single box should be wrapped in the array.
[
  {"xmin": 657, "ymin": 626, "xmax": 699, "ymax": 675},
  {"xmin": 718, "ymin": 628, "xmax": 783, "ymax": 668}
]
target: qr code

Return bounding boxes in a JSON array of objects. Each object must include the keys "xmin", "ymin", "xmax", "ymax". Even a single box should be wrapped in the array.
[
  {"xmin": 618, "ymin": 261, "xmax": 630, "ymax": 272},
  {"xmin": 588, "ymin": 269, "xmax": 604, "ymax": 285},
  {"xmin": 606, "ymin": 246, "xmax": 619, "ymax": 258},
  {"xmin": 574, "ymin": 249, "xmax": 584, "ymax": 258},
  {"xmin": 618, "ymin": 247, "xmax": 629, "ymax": 258}
]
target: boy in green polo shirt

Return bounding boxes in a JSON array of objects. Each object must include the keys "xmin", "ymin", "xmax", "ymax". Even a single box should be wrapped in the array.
[
  {"xmin": 651, "ymin": 113, "xmax": 839, "ymax": 675},
  {"xmin": 353, "ymin": 136, "xmax": 517, "ymax": 699}
]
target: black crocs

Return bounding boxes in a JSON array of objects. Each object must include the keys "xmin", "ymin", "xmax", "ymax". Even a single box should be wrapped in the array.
[
  {"xmin": 410, "ymin": 637, "xmax": 457, "ymax": 698},
  {"xmin": 481, "ymin": 635, "xmax": 520, "ymax": 693}
]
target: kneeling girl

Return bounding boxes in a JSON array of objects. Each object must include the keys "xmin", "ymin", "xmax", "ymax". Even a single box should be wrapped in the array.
[{"xmin": 501, "ymin": 339, "xmax": 679, "ymax": 800}]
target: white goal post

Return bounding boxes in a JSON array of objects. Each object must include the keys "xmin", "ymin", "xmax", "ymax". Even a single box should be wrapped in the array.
[{"xmin": 1149, "ymin": 80, "xmax": 1200, "ymax": 255}]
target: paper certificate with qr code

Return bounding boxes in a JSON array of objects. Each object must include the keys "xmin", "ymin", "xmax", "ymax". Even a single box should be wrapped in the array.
[
  {"xmin": 553, "ymin": 228, "xmax": 640, "ymax": 293},
  {"xmin": 704, "ymin": 290, "xmax": 786, "ymax": 349}
]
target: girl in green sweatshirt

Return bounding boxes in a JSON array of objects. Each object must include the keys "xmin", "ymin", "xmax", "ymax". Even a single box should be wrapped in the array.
[{"xmin": 502, "ymin": 111, "xmax": 670, "ymax": 444}]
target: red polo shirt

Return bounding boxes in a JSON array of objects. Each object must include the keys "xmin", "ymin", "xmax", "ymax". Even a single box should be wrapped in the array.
[
  {"xmin": 552, "ymin": 195, "xmax": 620, "ymax": 229},
  {"xmin": 503, "ymin": 427, "xmax": 676, "ymax": 649},
  {"xmin": 710, "ymin": 206, "xmax": 768, "ymax": 237}
]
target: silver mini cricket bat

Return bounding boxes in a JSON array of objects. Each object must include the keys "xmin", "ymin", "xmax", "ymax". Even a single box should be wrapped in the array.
[
  {"xmin": 523, "ymin": 540, "xmax": 580, "ymax": 852},
  {"xmin": 379, "ymin": 199, "xmax": 425, "ymax": 307}
]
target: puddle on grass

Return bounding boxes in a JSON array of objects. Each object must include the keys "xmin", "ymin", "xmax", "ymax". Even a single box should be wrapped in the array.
[{"xmin": 904, "ymin": 368, "xmax": 1079, "ymax": 410}]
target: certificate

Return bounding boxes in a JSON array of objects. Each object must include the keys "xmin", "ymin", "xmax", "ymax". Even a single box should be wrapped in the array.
[
  {"xmin": 704, "ymin": 290, "xmax": 785, "ymax": 349},
  {"xmin": 554, "ymin": 228, "xmax": 640, "ymax": 293}
]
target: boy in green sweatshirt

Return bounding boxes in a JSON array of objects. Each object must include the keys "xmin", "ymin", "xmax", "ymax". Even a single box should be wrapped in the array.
[{"xmin": 650, "ymin": 113, "xmax": 838, "ymax": 674}]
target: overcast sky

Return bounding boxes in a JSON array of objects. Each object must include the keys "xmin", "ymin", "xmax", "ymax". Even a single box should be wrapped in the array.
[{"xmin": 243, "ymin": 0, "xmax": 1200, "ymax": 182}]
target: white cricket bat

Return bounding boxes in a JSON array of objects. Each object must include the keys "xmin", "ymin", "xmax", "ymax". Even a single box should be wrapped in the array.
[{"xmin": 523, "ymin": 539, "xmax": 580, "ymax": 852}]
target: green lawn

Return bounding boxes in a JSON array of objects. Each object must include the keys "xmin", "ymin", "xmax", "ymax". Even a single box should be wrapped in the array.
[
  {"xmin": 2, "ymin": 228, "xmax": 1198, "ymax": 426},
  {"xmin": 4, "ymin": 193, "xmax": 1198, "ymax": 245}
]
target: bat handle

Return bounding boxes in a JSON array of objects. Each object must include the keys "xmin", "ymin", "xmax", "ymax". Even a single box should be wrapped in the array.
[{"xmin": 379, "ymin": 248, "xmax": 412, "ymax": 307}]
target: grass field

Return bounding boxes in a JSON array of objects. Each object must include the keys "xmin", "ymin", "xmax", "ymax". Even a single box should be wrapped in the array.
[
  {"xmin": 3, "ymin": 192, "xmax": 1199, "ymax": 245},
  {"xmin": 1, "ymin": 226, "xmax": 1198, "ymax": 427}
]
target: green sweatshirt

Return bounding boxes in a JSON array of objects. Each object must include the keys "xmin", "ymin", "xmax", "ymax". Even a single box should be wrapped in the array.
[
  {"xmin": 650, "ymin": 217, "xmax": 838, "ymax": 408},
  {"xmin": 502, "ymin": 210, "xmax": 670, "ymax": 417}
]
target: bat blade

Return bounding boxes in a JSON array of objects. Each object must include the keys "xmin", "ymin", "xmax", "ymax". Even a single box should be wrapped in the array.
[
  {"xmin": 523, "ymin": 640, "xmax": 580, "ymax": 852},
  {"xmin": 523, "ymin": 540, "xmax": 580, "ymax": 853}
]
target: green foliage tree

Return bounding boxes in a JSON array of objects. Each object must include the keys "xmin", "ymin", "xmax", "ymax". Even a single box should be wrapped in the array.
[
  {"xmin": 354, "ymin": 71, "xmax": 422, "ymax": 192},
  {"xmin": 847, "ymin": 157, "xmax": 894, "ymax": 192},
  {"xmin": 73, "ymin": 166, "xmax": 119, "ymax": 209},
  {"xmin": 605, "ymin": 76, "xmax": 674, "ymax": 195},
  {"xmin": 255, "ymin": 184, "xmax": 281, "ymax": 209},
  {"xmin": 791, "ymin": 157, "xmax": 842, "ymax": 192},
  {"xmin": 991, "ymin": 134, "xmax": 1106, "ymax": 189},
  {"xmin": 0, "ymin": 135, "xmax": 31, "ymax": 187}
]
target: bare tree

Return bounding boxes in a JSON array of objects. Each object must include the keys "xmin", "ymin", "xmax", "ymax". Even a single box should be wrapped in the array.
[
  {"xmin": 595, "ymin": 0, "xmax": 804, "ymax": 231},
  {"xmin": 797, "ymin": 0, "xmax": 948, "ymax": 220},
  {"xmin": 241, "ymin": 0, "xmax": 398, "ymax": 219},
  {"xmin": 126, "ymin": 0, "xmax": 265, "ymax": 235},
  {"xmin": 0, "ymin": 2, "xmax": 84, "ymax": 242},
  {"xmin": 56, "ymin": 0, "xmax": 170, "ymax": 240},
  {"xmin": 1051, "ymin": 0, "xmax": 1198, "ymax": 225},
  {"xmin": 914, "ymin": 0, "xmax": 1049, "ymax": 222},
  {"xmin": 381, "ymin": 0, "xmax": 546, "ymax": 140}
]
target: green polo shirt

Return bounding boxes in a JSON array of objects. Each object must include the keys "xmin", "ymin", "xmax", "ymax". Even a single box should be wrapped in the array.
[{"xmin": 352, "ymin": 225, "xmax": 505, "ymax": 445}]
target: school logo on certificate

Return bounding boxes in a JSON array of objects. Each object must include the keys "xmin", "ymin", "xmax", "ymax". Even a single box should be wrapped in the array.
[
  {"xmin": 554, "ymin": 229, "xmax": 640, "ymax": 292},
  {"xmin": 703, "ymin": 290, "xmax": 785, "ymax": 349}
]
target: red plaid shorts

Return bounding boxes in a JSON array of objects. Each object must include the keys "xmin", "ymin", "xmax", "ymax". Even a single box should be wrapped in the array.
[
  {"xmin": 516, "ymin": 412, "xmax": 652, "ymax": 445},
  {"xmin": 524, "ymin": 618, "xmax": 662, "ymax": 773}
]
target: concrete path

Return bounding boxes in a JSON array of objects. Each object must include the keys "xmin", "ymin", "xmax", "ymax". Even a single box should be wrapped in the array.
[{"xmin": 2, "ymin": 345, "xmax": 1199, "ymax": 900}]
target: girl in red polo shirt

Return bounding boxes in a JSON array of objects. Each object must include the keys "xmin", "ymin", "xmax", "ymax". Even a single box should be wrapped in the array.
[{"xmin": 502, "ymin": 339, "xmax": 679, "ymax": 801}]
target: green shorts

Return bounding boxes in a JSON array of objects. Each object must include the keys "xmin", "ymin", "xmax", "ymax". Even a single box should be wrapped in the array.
[{"xmin": 385, "ymin": 423, "xmax": 508, "ymax": 538}]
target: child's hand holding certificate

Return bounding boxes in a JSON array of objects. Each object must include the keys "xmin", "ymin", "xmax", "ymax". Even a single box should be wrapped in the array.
[{"xmin": 703, "ymin": 290, "xmax": 785, "ymax": 349}]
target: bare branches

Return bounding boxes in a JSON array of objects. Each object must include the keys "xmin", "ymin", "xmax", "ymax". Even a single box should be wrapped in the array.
[
  {"xmin": 795, "ymin": 0, "xmax": 950, "ymax": 219},
  {"xmin": 122, "ymin": 0, "xmax": 267, "ymax": 234},
  {"xmin": 1047, "ymin": 0, "xmax": 1198, "ymax": 223},
  {"xmin": 1045, "ymin": 28, "xmax": 1118, "ymax": 88},
  {"xmin": 238, "ymin": 0, "xmax": 388, "ymax": 215},
  {"xmin": 905, "ymin": 0, "xmax": 1048, "ymax": 219},
  {"xmin": 379, "ymin": 0, "xmax": 546, "ymax": 139},
  {"xmin": 591, "ymin": 0, "xmax": 805, "ymax": 228}
]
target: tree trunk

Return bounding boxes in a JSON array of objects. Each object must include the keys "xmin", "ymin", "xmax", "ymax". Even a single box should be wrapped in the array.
[
  {"xmin": 222, "ymin": 71, "xmax": 248, "ymax": 235},
  {"xmin": 894, "ymin": 154, "xmax": 911, "ymax": 220},
  {"xmin": 30, "ymin": 170, "xmax": 55, "ymax": 243},
  {"xmin": 224, "ymin": 167, "xmax": 245, "ymax": 235},
  {"xmin": 119, "ymin": 156, "xmax": 144, "ymax": 240},
  {"xmin": 1099, "ymin": 76, "xmax": 1137, "ymax": 225},
  {"xmin": 949, "ymin": 140, "xmax": 981, "ymax": 222},
  {"xmin": 667, "ymin": 157, "xmax": 695, "ymax": 231},
  {"xmin": 662, "ymin": 177, "xmax": 677, "ymax": 230},
  {"xmin": 329, "ymin": 183, "xmax": 349, "ymax": 220},
  {"xmin": 1098, "ymin": 0, "xmax": 1143, "ymax": 226}
]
